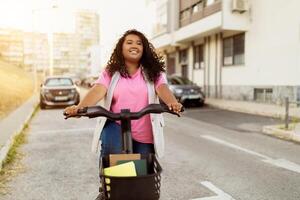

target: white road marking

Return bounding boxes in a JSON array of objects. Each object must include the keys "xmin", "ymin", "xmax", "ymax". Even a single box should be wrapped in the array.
[
  {"xmin": 33, "ymin": 128, "xmax": 94, "ymax": 134},
  {"xmin": 201, "ymin": 135, "xmax": 270, "ymax": 160},
  {"xmin": 201, "ymin": 135, "xmax": 300, "ymax": 174},
  {"xmin": 263, "ymin": 158, "xmax": 300, "ymax": 174},
  {"xmin": 191, "ymin": 181, "xmax": 235, "ymax": 200}
]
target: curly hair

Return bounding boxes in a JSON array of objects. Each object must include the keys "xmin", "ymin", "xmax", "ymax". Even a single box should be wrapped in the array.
[{"xmin": 106, "ymin": 29, "xmax": 165, "ymax": 83}]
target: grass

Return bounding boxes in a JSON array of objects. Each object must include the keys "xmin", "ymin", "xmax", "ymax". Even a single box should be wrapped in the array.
[
  {"xmin": 278, "ymin": 123, "xmax": 297, "ymax": 131},
  {"xmin": 0, "ymin": 125, "xmax": 29, "ymax": 195},
  {"xmin": 0, "ymin": 105, "xmax": 39, "ymax": 195},
  {"xmin": 278, "ymin": 117, "xmax": 300, "ymax": 131},
  {"xmin": 0, "ymin": 60, "xmax": 34, "ymax": 120},
  {"xmin": 0, "ymin": 59, "xmax": 35, "ymax": 195},
  {"xmin": 2, "ymin": 125, "xmax": 28, "ymax": 168}
]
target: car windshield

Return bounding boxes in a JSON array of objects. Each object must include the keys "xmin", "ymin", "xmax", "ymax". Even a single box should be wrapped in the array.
[
  {"xmin": 45, "ymin": 78, "xmax": 73, "ymax": 86},
  {"xmin": 168, "ymin": 76, "xmax": 194, "ymax": 85}
]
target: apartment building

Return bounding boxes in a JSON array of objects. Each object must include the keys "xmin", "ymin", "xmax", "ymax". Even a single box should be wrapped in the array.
[
  {"xmin": 0, "ymin": 29, "xmax": 24, "ymax": 67},
  {"xmin": 23, "ymin": 32, "xmax": 49, "ymax": 72},
  {"xmin": 75, "ymin": 10, "xmax": 100, "ymax": 73},
  {"xmin": 53, "ymin": 33, "xmax": 80, "ymax": 74},
  {"xmin": 88, "ymin": 45, "xmax": 102, "ymax": 76},
  {"xmin": 151, "ymin": 0, "xmax": 300, "ymax": 104}
]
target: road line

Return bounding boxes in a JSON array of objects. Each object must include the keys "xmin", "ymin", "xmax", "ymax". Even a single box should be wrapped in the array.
[
  {"xmin": 201, "ymin": 135, "xmax": 270, "ymax": 160},
  {"xmin": 33, "ymin": 128, "xmax": 94, "ymax": 134},
  {"xmin": 191, "ymin": 181, "xmax": 235, "ymax": 200},
  {"xmin": 201, "ymin": 135, "xmax": 300, "ymax": 174},
  {"xmin": 263, "ymin": 158, "xmax": 300, "ymax": 174}
]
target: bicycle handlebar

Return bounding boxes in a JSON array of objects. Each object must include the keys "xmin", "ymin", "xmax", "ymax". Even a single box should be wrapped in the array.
[{"xmin": 63, "ymin": 103, "xmax": 184, "ymax": 120}]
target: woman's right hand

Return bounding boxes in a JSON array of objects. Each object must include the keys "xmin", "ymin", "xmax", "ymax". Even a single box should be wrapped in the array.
[{"xmin": 64, "ymin": 105, "xmax": 80, "ymax": 117}]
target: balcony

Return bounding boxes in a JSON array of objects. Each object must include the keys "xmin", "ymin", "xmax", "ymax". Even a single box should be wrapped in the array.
[
  {"xmin": 151, "ymin": 0, "xmax": 249, "ymax": 50},
  {"xmin": 180, "ymin": 1, "xmax": 222, "ymax": 28}
]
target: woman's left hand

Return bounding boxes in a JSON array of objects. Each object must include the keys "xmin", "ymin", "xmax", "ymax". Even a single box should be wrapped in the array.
[{"xmin": 167, "ymin": 102, "xmax": 183, "ymax": 114}]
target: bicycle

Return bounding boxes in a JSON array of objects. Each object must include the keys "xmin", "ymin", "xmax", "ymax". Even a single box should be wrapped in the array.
[{"xmin": 64, "ymin": 103, "xmax": 182, "ymax": 200}]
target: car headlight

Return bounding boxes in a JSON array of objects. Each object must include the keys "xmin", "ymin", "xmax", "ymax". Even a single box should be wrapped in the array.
[
  {"xmin": 70, "ymin": 89, "xmax": 76, "ymax": 93},
  {"xmin": 43, "ymin": 89, "xmax": 50, "ymax": 94},
  {"xmin": 174, "ymin": 88, "xmax": 183, "ymax": 94}
]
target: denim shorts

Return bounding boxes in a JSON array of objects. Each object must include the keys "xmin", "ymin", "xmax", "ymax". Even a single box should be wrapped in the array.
[{"xmin": 100, "ymin": 120, "xmax": 154, "ymax": 157}]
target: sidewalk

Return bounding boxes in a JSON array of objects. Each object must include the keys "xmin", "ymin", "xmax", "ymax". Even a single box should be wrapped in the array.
[
  {"xmin": 0, "ymin": 95, "xmax": 38, "ymax": 171},
  {"xmin": 205, "ymin": 98, "xmax": 300, "ymax": 143},
  {"xmin": 205, "ymin": 98, "xmax": 300, "ymax": 119}
]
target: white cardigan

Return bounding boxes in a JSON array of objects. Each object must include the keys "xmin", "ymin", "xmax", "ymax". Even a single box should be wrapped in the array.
[{"xmin": 91, "ymin": 71, "xmax": 165, "ymax": 158}]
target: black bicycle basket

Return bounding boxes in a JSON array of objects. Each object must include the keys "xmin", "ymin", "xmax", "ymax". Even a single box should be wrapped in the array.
[{"xmin": 100, "ymin": 153, "xmax": 162, "ymax": 200}]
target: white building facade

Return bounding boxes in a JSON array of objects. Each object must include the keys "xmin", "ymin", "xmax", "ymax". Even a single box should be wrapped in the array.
[
  {"xmin": 53, "ymin": 33, "xmax": 80, "ymax": 74},
  {"xmin": 0, "ymin": 29, "xmax": 24, "ymax": 67},
  {"xmin": 151, "ymin": 0, "xmax": 300, "ymax": 104},
  {"xmin": 75, "ymin": 10, "xmax": 100, "ymax": 73},
  {"xmin": 88, "ymin": 45, "xmax": 102, "ymax": 76},
  {"xmin": 23, "ymin": 32, "xmax": 49, "ymax": 72}
]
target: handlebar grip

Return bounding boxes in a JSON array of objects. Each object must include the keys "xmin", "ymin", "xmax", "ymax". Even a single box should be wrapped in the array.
[
  {"xmin": 78, "ymin": 107, "xmax": 87, "ymax": 114},
  {"xmin": 180, "ymin": 106, "xmax": 185, "ymax": 112}
]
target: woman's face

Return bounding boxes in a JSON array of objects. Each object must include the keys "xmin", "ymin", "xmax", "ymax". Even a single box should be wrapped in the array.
[{"xmin": 122, "ymin": 34, "xmax": 143, "ymax": 64}]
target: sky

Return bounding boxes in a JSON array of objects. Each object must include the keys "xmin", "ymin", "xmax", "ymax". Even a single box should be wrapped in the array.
[{"xmin": 0, "ymin": 0, "xmax": 156, "ymax": 65}]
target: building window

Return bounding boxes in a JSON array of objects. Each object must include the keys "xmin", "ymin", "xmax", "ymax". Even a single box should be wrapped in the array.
[
  {"xmin": 193, "ymin": 44, "xmax": 204, "ymax": 69},
  {"xmin": 179, "ymin": 49, "xmax": 188, "ymax": 64},
  {"xmin": 205, "ymin": 0, "xmax": 216, "ymax": 6},
  {"xmin": 254, "ymin": 88, "xmax": 273, "ymax": 103},
  {"xmin": 192, "ymin": 1, "xmax": 204, "ymax": 13},
  {"xmin": 180, "ymin": 9, "xmax": 190, "ymax": 20},
  {"xmin": 223, "ymin": 33, "xmax": 245, "ymax": 66}
]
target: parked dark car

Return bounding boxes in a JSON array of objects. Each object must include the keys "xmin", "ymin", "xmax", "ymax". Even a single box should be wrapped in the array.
[
  {"xmin": 81, "ymin": 76, "xmax": 98, "ymax": 88},
  {"xmin": 40, "ymin": 76, "xmax": 80, "ymax": 109},
  {"xmin": 167, "ymin": 75, "xmax": 205, "ymax": 106}
]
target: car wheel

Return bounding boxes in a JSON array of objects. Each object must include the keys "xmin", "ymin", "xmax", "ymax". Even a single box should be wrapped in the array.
[
  {"xmin": 40, "ymin": 101, "xmax": 46, "ymax": 109},
  {"xmin": 75, "ymin": 96, "xmax": 80, "ymax": 105},
  {"xmin": 197, "ymin": 101, "xmax": 204, "ymax": 107}
]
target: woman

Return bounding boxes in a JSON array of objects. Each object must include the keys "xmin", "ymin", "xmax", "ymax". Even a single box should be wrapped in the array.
[{"xmin": 64, "ymin": 29, "xmax": 182, "ymax": 199}]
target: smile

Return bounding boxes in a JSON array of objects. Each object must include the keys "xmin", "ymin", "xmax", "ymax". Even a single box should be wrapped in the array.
[{"xmin": 129, "ymin": 49, "xmax": 139, "ymax": 54}]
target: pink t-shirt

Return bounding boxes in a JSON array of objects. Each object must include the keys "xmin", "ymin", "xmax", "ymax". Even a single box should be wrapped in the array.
[{"xmin": 94, "ymin": 67, "xmax": 167, "ymax": 144}]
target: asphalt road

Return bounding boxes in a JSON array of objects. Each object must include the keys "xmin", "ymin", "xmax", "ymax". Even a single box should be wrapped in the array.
[
  {"xmin": 183, "ymin": 105, "xmax": 282, "ymax": 133},
  {"xmin": 1, "ymin": 105, "xmax": 300, "ymax": 200}
]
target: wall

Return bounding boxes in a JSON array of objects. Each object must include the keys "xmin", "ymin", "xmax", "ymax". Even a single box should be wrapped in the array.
[
  {"xmin": 222, "ymin": 0, "xmax": 300, "ymax": 86},
  {"xmin": 222, "ymin": 0, "xmax": 250, "ymax": 31}
]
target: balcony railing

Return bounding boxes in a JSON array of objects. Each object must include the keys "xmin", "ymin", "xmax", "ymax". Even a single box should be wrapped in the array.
[{"xmin": 180, "ymin": 0, "xmax": 222, "ymax": 27}]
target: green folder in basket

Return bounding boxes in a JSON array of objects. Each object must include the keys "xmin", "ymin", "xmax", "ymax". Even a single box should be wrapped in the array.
[{"xmin": 117, "ymin": 159, "xmax": 147, "ymax": 176}]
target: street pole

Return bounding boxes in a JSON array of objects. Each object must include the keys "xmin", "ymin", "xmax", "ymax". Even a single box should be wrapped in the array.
[
  {"xmin": 49, "ymin": 5, "xmax": 58, "ymax": 76},
  {"xmin": 285, "ymin": 97, "xmax": 289, "ymax": 130},
  {"xmin": 49, "ymin": 31, "xmax": 54, "ymax": 76},
  {"xmin": 32, "ymin": 5, "xmax": 58, "ymax": 78},
  {"xmin": 31, "ymin": 10, "xmax": 38, "ymax": 94}
]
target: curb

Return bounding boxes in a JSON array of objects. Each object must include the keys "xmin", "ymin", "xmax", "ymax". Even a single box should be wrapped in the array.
[
  {"xmin": 205, "ymin": 102, "xmax": 285, "ymax": 119},
  {"xmin": 0, "ymin": 95, "xmax": 39, "ymax": 171},
  {"xmin": 205, "ymin": 100, "xmax": 300, "ymax": 144},
  {"xmin": 262, "ymin": 125, "xmax": 300, "ymax": 143},
  {"xmin": 206, "ymin": 100, "xmax": 300, "ymax": 120}
]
